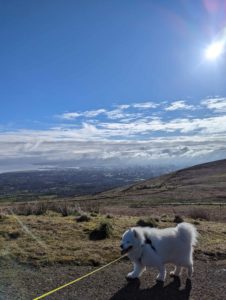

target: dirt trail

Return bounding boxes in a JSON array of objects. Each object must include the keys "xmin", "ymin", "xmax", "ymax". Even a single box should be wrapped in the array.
[{"xmin": 0, "ymin": 258, "xmax": 226, "ymax": 300}]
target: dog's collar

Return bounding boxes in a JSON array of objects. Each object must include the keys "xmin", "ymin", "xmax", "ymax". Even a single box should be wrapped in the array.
[{"xmin": 138, "ymin": 237, "xmax": 157, "ymax": 263}]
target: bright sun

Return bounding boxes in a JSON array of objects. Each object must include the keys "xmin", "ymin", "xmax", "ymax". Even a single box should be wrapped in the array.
[{"xmin": 205, "ymin": 41, "xmax": 224, "ymax": 60}]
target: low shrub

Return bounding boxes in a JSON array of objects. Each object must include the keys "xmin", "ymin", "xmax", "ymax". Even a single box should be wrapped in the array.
[
  {"xmin": 89, "ymin": 222, "xmax": 113, "ymax": 240},
  {"xmin": 76, "ymin": 214, "xmax": 91, "ymax": 222},
  {"xmin": 58, "ymin": 202, "xmax": 70, "ymax": 217},
  {"xmin": 106, "ymin": 214, "xmax": 113, "ymax": 219},
  {"xmin": 189, "ymin": 208, "xmax": 210, "ymax": 221},
  {"xmin": 8, "ymin": 231, "xmax": 20, "ymax": 239},
  {"xmin": 15, "ymin": 204, "xmax": 33, "ymax": 216},
  {"xmin": 81, "ymin": 201, "xmax": 100, "ymax": 214},
  {"xmin": 173, "ymin": 215, "xmax": 184, "ymax": 224},
  {"xmin": 193, "ymin": 220, "xmax": 200, "ymax": 225},
  {"xmin": 90, "ymin": 212, "xmax": 98, "ymax": 217},
  {"xmin": 33, "ymin": 202, "xmax": 48, "ymax": 215},
  {"xmin": 11, "ymin": 202, "xmax": 47, "ymax": 216},
  {"xmin": 49, "ymin": 202, "xmax": 81, "ymax": 217},
  {"xmin": 136, "ymin": 217, "xmax": 158, "ymax": 228}
]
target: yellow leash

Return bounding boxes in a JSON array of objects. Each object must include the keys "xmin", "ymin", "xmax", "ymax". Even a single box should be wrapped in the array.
[{"xmin": 33, "ymin": 254, "xmax": 127, "ymax": 300}]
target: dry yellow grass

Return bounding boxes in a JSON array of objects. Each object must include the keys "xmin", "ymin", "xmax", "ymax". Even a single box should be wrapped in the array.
[{"xmin": 0, "ymin": 211, "xmax": 226, "ymax": 267}]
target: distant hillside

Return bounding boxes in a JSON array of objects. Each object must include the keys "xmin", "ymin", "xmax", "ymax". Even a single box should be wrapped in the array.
[
  {"xmin": 96, "ymin": 159, "xmax": 226, "ymax": 204},
  {"xmin": 0, "ymin": 166, "xmax": 174, "ymax": 202}
]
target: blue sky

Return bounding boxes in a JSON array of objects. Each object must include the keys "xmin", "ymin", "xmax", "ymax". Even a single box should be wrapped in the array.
[{"xmin": 0, "ymin": 0, "xmax": 226, "ymax": 172}]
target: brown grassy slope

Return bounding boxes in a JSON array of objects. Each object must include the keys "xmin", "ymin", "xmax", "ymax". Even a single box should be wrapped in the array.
[{"xmin": 94, "ymin": 159, "xmax": 226, "ymax": 204}]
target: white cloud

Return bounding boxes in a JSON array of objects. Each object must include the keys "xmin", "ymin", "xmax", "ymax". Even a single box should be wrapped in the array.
[
  {"xmin": 59, "ymin": 109, "xmax": 107, "ymax": 120},
  {"xmin": 165, "ymin": 100, "xmax": 196, "ymax": 111},
  {"xmin": 83, "ymin": 109, "xmax": 107, "ymax": 118},
  {"xmin": 115, "ymin": 104, "xmax": 130, "ymax": 109},
  {"xmin": 59, "ymin": 112, "xmax": 81, "ymax": 120},
  {"xmin": 201, "ymin": 97, "xmax": 226, "ymax": 112},
  {"xmin": 58, "ymin": 106, "xmax": 131, "ymax": 121},
  {"xmin": 98, "ymin": 114, "xmax": 226, "ymax": 137},
  {"xmin": 132, "ymin": 102, "xmax": 158, "ymax": 109},
  {"xmin": 105, "ymin": 108, "xmax": 128, "ymax": 119},
  {"xmin": 58, "ymin": 100, "xmax": 196, "ymax": 123}
]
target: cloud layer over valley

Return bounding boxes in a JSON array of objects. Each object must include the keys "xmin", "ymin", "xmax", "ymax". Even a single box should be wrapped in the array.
[{"xmin": 1, "ymin": 97, "xmax": 226, "ymax": 172}]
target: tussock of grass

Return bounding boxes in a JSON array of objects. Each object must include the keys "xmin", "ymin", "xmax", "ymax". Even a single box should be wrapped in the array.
[
  {"xmin": 89, "ymin": 221, "xmax": 113, "ymax": 240},
  {"xmin": 76, "ymin": 214, "xmax": 91, "ymax": 222},
  {"xmin": 8, "ymin": 231, "xmax": 20, "ymax": 239},
  {"xmin": 136, "ymin": 217, "xmax": 158, "ymax": 228},
  {"xmin": 173, "ymin": 215, "xmax": 184, "ymax": 224}
]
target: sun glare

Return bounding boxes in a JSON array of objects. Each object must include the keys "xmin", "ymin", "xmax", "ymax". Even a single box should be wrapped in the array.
[{"xmin": 205, "ymin": 41, "xmax": 224, "ymax": 60}]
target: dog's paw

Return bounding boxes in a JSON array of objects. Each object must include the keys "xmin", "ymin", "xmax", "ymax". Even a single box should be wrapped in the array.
[
  {"xmin": 170, "ymin": 271, "xmax": 179, "ymax": 277},
  {"xmin": 126, "ymin": 272, "xmax": 137, "ymax": 280},
  {"xmin": 156, "ymin": 274, "xmax": 165, "ymax": 282},
  {"xmin": 155, "ymin": 280, "xmax": 164, "ymax": 287},
  {"xmin": 156, "ymin": 278, "xmax": 164, "ymax": 283}
]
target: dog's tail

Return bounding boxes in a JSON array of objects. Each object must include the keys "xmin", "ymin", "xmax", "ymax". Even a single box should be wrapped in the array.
[{"xmin": 177, "ymin": 222, "xmax": 198, "ymax": 246}]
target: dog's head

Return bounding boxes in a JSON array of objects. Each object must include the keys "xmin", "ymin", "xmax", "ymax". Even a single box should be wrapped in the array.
[{"xmin": 120, "ymin": 228, "xmax": 143, "ymax": 255}]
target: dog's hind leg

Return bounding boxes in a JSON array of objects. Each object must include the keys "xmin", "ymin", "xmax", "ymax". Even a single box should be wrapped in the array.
[
  {"xmin": 156, "ymin": 265, "xmax": 166, "ymax": 282},
  {"xmin": 127, "ymin": 262, "xmax": 146, "ymax": 279},
  {"xmin": 170, "ymin": 265, "xmax": 182, "ymax": 277},
  {"xmin": 187, "ymin": 264, "xmax": 193, "ymax": 279}
]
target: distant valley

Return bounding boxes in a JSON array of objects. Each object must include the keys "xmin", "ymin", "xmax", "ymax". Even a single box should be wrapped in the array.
[
  {"xmin": 0, "ymin": 165, "xmax": 175, "ymax": 202},
  {"xmin": 1, "ymin": 159, "xmax": 226, "ymax": 205}
]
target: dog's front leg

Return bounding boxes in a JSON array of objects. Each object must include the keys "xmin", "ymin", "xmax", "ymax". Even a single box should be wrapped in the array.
[
  {"xmin": 170, "ymin": 265, "xmax": 182, "ymax": 277},
  {"xmin": 156, "ymin": 264, "xmax": 166, "ymax": 282},
  {"xmin": 127, "ymin": 261, "xmax": 146, "ymax": 279}
]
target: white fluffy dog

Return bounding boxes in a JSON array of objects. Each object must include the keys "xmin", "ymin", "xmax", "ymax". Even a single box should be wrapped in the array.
[{"xmin": 120, "ymin": 222, "xmax": 198, "ymax": 282}]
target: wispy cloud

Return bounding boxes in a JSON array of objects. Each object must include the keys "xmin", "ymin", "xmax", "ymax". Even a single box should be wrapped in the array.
[
  {"xmin": 58, "ymin": 106, "xmax": 131, "ymax": 121},
  {"xmin": 132, "ymin": 101, "xmax": 158, "ymax": 109},
  {"xmin": 58, "ymin": 112, "xmax": 81, "ymax": 120},
  {"xmin": 83, "ymin": 109, "xmax": 107, "ymax": 118},
  {"xmin": 165, "ymin": 100, "xmax": 196, "ymax": 111},
  {"xmin": 58, "ymin": 101, "xmax": 160, "ymax": 121},
  {"xmin": 58, "ymin": 109, "xmax": 107, "ymax": 120}
]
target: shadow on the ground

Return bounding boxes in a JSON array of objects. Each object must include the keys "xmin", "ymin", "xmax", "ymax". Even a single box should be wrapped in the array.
[{"xmin": 110, "ymin": 276, "xmax": 192, "ymax": 300}]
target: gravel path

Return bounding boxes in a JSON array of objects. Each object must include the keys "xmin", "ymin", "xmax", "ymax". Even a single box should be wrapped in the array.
[{"xmin": 0, "ymin": 258, "xmax": 226, "ymax": 300}]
